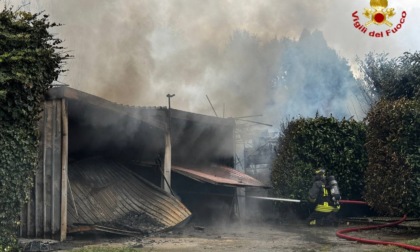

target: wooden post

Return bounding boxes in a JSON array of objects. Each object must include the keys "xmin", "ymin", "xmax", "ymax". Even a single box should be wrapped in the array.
[
  {"xmin": 163, "ymin": 95, "xmax": 174, "ymax": 194},
  {"xmin": 60, "ymin": 99, "xmax": 68, "ymax": 241},
  {"xmin": 162, "ymin": 128, "xmax": 171, "ymax": 193}
]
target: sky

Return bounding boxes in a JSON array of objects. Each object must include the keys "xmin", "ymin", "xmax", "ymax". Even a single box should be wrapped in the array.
[{"xmin": 2, "ymin": 0, "xmax": 419, "ymax": 127}]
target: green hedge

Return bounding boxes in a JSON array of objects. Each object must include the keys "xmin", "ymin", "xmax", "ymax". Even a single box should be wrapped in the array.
[
  {"xmin": 0, "ymin": 7, "xmax": 68, "ymax": 250},
  {"xmin": 364, "ymin": 98, "xmax": 420, "ymax": 217},
  {"xmin": 271, "ymin": 116, "xmax": 368, "ymax": 203}
]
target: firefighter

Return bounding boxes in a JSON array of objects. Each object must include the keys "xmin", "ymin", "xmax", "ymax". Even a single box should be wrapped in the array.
[{"xmin": 307, "ymin": 168, "xmax": 340, "ymax": 226}]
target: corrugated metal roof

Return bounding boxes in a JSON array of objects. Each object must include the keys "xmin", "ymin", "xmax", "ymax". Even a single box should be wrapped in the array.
[
  {"xmin": 172, "ymin": 165, "xmax": 270, "ymax": 188},
  {"xmin": 67, "ymin": 157, "xmax": 191, "ymax": 234},
  {"xmin": 47, "ymin": 87, "xmax": 235, "ymax": 127}
]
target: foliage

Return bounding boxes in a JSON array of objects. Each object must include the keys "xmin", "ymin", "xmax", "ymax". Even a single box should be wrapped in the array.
[
  {"xmin": 275, "ymin": 30, "xmax": 360, "ymax": 119},
  {"xmin": 357, "ymin": 52, "xmax": 420, "ymax": 105},
  {"xmin": 364, "ymin": 99, "xmax": 420, "ymax": 217},
  {"xmin": 359, "ymin": 51, "xmax": 420, "ymax": 217},
  {"xmin": 0, "ymin": 6, "xmax": 68, "ymax": 250},
  {"xmin": 271, "ymin": 116, "xmax": 368, "ymax": 205},
  {"xmin": 0, "ymin": 89, "xmax": 6, "ymax": 100}
]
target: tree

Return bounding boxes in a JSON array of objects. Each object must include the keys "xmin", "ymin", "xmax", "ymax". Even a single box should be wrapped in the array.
[
  {"xmin": 357, "ymin": 52, "xmax": 420, "ymax": 106},
  {"xmin": 0, "ymin": 7, "xmax": 69, "ymax": 250},
  {"xmin": 273, "ymin": 30, "xmax": 360, "ymax": 119}
]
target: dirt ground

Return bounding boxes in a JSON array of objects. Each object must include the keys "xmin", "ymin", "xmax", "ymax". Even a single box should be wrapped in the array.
[{"xmin": 24, "ymin": 217, "xmax": 420, "ymax": 252}]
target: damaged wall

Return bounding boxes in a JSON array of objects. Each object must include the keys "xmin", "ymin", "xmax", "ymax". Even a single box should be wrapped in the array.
[
  {"xmin": 20, "ymin": 87, "xmax": 245, "ymax": 240},
  {"xmin": 20, "ymin": 99, "xmax": 68, "ymax": 241}
]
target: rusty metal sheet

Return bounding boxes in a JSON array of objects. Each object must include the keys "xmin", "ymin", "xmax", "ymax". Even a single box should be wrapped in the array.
[
  {"xmin": 20, "ymin": 99, "xmax": 65, "ymax": 240},
  {"xmin": 172, "ymin": 165, "xmax": 270, "ymax": 188},
  {"xmin": 67, "ymin": 157, "xmax": 191, "ymax": 234}
]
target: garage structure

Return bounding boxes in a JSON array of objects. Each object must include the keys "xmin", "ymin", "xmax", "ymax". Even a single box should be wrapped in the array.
[{"xmin": 19, "ymin": 87, "xmax": 267, "ymax": 241}]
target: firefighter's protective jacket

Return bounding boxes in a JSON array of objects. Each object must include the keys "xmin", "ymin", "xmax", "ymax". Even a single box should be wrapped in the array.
[{"xmin": 308, "ymin": 180, "xmax": 340, "ymax": 213}]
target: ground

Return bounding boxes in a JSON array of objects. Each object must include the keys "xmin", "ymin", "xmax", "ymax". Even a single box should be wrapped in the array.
[{"xmin": 22, "ymin": 217, "xmax": 420, "ymax": 252}]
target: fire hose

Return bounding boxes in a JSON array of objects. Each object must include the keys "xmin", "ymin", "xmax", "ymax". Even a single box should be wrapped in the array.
[
  {"xmin": 331, "ymin": 200, "xmax": 420, "ymax": 251},
  {"xmin": 336, "ymin": 214, "xmax": 420, "ymax": 251},
  {"xmin": 247, "ymin": 197, "xmax": 420, "ymax": 251}
]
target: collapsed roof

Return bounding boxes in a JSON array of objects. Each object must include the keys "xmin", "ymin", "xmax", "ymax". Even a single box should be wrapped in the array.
[{"xmin": 67, "ymin": 157, "xmax": 191, "ymax": 235}]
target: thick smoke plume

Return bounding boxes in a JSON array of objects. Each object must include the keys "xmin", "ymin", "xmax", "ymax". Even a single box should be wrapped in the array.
[
  {"xmin": 4, "ymin": 0, "xmax": 417, "ymax": 126},
  {"xmin": 4, "ymin": 0, "xmax": 356, "ymax": 123}
]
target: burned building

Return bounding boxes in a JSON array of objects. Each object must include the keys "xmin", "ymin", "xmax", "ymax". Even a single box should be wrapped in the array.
[{"xmin": 19, "ymin": 87, "xmax": 267, "ymax": 240}]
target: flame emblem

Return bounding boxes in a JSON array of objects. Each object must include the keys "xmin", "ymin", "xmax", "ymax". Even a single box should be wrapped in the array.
[{"xmin": 363, "ymin": 0, "xmax": 395, "ymax": 26}]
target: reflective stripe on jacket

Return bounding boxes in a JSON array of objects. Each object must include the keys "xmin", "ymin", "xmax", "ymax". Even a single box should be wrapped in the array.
[{"xmin": 309, "ymin": 180, "xmax": 340, "ymax": 213}]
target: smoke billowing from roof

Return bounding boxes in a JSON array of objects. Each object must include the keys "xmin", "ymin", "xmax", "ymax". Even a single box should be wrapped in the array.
[{"xmin": 8, "ymin": 0, "xmax": 405, "ymax": 125}]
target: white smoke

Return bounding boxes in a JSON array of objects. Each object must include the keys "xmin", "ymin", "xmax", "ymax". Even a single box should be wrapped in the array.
[{"xmin": 2, "ymin": 0, "xmax": 418, "ymax": 125}]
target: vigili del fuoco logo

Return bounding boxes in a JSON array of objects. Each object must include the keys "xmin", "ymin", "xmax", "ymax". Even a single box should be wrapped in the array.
[{"xmin": 352, "ymin": 0, "xmax": 407, "ymax": 38}]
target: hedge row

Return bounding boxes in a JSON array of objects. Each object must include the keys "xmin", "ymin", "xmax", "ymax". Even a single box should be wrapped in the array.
[
  {"xmin": 271, "ymin": 99, "xmax": 420, "ymax": 217},
  {"xmin": 364, "ymin": 98, "xmax": 420, "ymax": 217},
  {"xmin": 271, "ymin": 116, "xmax": 368, "ymax": 202}
]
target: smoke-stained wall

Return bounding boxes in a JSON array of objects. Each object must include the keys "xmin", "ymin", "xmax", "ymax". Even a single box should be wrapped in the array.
[
  {"xmin": 66, "ymin": 97, "xmax": 235, "ymax": 168},
  {"xmin": 171, "ymin": 115, "xmax": 235, "ymax": 167}
]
